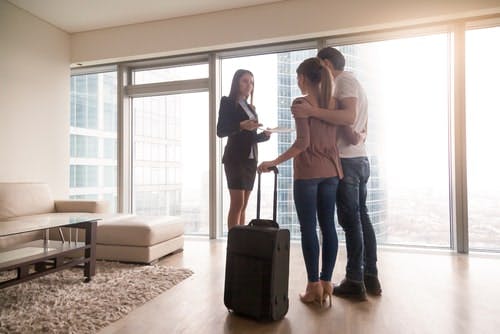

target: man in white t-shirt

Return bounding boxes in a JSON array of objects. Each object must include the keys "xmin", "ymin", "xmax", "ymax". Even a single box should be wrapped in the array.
[{"xmin": 292, "ymin": 47, "xmax": 381, "ymax": 300}]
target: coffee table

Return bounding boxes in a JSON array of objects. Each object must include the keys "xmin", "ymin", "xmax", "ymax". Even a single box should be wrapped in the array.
[{"xmin": 0, "ymin": 216, "xmax": 99, "ymax": 289}]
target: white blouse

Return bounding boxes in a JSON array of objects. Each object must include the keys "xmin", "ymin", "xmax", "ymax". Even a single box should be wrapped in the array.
[{"xmin": 239, "ymin": 99, "xmax": 257, "ymax": 159}]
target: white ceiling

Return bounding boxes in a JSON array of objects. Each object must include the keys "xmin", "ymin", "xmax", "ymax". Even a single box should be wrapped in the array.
[{"xmin": 8, "ymin": 0, "xmax": 285, "ymax": 33}]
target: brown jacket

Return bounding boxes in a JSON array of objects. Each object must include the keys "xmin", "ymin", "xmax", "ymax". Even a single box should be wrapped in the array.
[{"xmin": 291, "ymin": 98, "xmax": 343, "ymax": 180}]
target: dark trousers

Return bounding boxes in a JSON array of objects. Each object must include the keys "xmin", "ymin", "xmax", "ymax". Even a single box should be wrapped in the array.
[{"xmin": 337, "ymin": 157, "xmax": 378, "ymax": 281}]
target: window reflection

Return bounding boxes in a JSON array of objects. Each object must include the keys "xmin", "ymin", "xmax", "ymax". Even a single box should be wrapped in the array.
[
  {"xmin": 132, "ymin": 92, "xmax": 209, "ymax": 234},
  {"xmin": 69, "ymin": 72, "xmax": 118, "ymax": 212},
  {"xmin": 133, "ymin": 64, "xmax": 209, "ymax": 84},
  {"xmin": 466, "ymin": 26, "xmax": 500, "ymax": 251},
  {"xmin": 335, "ymin": 35, "xmax": 451, "ymax": 247}
]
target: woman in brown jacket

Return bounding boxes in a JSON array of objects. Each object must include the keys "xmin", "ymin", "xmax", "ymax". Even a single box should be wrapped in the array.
[{"xmin": 258, "ymin": 58, "xmax": 342, "ymax": 307}]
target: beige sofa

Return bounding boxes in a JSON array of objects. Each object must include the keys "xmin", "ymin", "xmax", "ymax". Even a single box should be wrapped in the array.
[{"xmin": 0, "ymin": 182, "xmax": 184, "ymax": 264}]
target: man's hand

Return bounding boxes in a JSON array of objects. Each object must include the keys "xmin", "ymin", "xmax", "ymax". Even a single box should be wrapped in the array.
[
  {"xmin": 341, "ymin": 126, "xmax": 365, "ymax": 145},
  {"xmin": 240, "ymin": 120, "xmax": 261, "ymax": 131},
  {"xmin": 291, "ymin": 101, "xmax": 313, "ymax": 118}
]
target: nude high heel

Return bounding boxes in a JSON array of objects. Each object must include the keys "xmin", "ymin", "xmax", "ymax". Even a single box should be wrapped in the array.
[
  {"xmin": 300, "ymin": 281, "xmax": 324, "ymax": 306},
  {"xmin": 320, "ymin": 280, "xmax": 333, "ymax": 307}
]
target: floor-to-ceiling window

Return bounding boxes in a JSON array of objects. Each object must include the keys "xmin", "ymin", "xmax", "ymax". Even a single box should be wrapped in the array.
[
  {"xmin": 219, "ymin": 48, "xmax": 317, "ymax": 238},
  {"xmin": 130, "ymin": 63, "xmax": 210, "ymax": 234},
  {"xmin": 70, "ymin": 70, "xmax": 118, "ymax": 212},
  {"xmin": 330, "ymin": 33, "xmax": 452, "ymax": 247},
  {"xmin": 466, "ymin": 25, "xmax": 500, "ymax": 251},
  {"xmin": 69, "ymin": 18, "xmax": 500, "ymax": 252}
]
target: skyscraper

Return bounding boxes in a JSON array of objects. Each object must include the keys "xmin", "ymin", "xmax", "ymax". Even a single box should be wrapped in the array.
[{"xmin": 275, "ymin": 50, "xmax": 316, "ymax": 239}]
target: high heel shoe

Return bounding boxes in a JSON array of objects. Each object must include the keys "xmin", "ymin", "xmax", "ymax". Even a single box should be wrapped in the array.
[
  {"xmin": 320, "ymin": 280, "xmax": 333, "ymax": 307},
  {"xmin": 299, "ymin": 281, "xmax": 323, "ymax": 306}
]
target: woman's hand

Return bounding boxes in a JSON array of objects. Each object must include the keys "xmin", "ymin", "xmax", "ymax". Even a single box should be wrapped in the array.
[
  {"xmin": 240, "ymin": 119, "xmax": 261, "ymax": 131},
  {"xmin": 258, "ymin": 161, "xmax": 276, "ymax": 173}
]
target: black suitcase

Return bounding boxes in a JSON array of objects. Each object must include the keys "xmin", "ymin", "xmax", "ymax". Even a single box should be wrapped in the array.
[{"xmin": 224, "ymin": 166, "xmax": 290, "ymax": 321}]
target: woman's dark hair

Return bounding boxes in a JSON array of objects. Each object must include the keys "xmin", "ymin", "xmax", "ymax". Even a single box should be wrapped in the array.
[
  {"xmin": 296, "ymin": 57, "xmax": 333, "ymax": 109},
  {"xmin": 228, "ymin": 69, "xmax": 254, "ymax": 105},
  {"xmin": 317, "ymin": 47, "xmax": 345, "ymax": 71}
]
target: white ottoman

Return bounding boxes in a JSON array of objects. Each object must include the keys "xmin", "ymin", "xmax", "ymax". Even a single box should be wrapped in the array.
[{"xmin": 96, "ymin": 215, "xmax": 184, "ymax": 264}]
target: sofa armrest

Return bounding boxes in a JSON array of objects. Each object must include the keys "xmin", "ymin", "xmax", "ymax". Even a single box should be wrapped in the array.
[{"xmin": 54, "ymin": 200, "xmax": 110, "ymax": 213}]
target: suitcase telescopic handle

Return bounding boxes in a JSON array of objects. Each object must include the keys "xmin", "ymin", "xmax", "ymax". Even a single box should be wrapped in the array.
[{"xmin": 256, "ymin": 166, "xmax": 279, "ymax": 222}]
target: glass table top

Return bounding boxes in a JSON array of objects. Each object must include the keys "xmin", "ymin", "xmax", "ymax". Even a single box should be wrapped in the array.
[{"xmin": 0, "ymin": 215, "xmax": 100, "ymax": 237}]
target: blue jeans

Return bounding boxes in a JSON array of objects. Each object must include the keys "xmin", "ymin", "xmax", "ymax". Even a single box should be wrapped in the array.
[
  {"xmin": 294, "ymin": 177, "xmax": 339, "ymax": 282},
  {"xmin": 337, "ymin": 157, "xmax": 378, "ymax": 282}
]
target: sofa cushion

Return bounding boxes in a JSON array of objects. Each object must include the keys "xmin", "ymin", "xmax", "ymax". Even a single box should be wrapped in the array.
[
  {"xmin": 97, "ymin": 215, "xmax": 184, "ymax": 247},
  {"xmin": 54, "ymin": 200, "xmax": 110, "ymax": 213},
  {"xmin": 96, "ymin": 236, "xmax": 184, "ymax": 263},
  {"xmin": 0, "ymin": 183, "xmax": 54, "ymax": 220}
]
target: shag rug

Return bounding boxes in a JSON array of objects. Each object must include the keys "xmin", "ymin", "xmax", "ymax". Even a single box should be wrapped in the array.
[{"xmin": 0, "ymin": 261, "xmax": 193, "ymax": 334}]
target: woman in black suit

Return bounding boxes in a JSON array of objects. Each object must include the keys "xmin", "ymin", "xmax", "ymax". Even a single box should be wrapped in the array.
[{"xmin": 217, "ymin": 69, "xmax": 271, "ymax": 230}]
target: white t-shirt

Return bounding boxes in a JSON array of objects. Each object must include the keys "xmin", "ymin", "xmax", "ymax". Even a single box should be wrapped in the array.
[{"xmin": 334, "ymin": 71, "xmax": 368, "ymax": 158}]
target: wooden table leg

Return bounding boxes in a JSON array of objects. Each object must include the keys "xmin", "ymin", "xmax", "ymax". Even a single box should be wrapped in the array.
[{"xmin": 84, "ymin": 220, "xmax": 97, "ymax": 282}]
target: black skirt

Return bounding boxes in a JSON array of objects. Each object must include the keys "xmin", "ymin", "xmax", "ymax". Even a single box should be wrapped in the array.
[{"xmin": 224, "ymin": 159, "xmax": 258, "ymax": 191}]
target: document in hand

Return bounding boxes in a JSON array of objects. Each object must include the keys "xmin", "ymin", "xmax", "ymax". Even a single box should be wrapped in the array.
[{"xmin": 259, "ymin": 127, "xmax": 295, "ymax": 133}]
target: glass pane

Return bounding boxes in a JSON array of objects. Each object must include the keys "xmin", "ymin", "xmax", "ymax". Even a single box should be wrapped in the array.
[
  {"xmin": 333, "ymin": 34, "xmax": 451, "ymax": 247},
  {"xmin": 133, "ymin": 64, "xmax": 208, "ymax": 84},
  {"xmin": 220, "ymin": 49, "xmax": 317, "ymax": 238},
  {"xmin": 132, "ymin": 92, "xmax": 209, "ymax": 235},
  {"xmin": 466, "ymin": 26, "xmax": 500, "ymax": 251},
  {"xmin": 69, "ymin": 71, "xmax": 118, "ymax": 212}
]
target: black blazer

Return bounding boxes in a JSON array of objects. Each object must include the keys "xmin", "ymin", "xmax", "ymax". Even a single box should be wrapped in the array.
[{"xmin": 216, "ymin": 96, "xmax": 269, "ymax": 164}]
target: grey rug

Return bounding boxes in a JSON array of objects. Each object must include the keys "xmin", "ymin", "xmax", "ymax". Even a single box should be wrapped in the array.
[{"xmin": 0, "ymin": 261, "xmax": 193, "ymax": 334}]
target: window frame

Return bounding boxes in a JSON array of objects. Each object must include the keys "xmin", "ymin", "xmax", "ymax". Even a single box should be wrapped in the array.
[{"xmin": 69, "ymin": 14, "xmax": 500, "ymax": 252}]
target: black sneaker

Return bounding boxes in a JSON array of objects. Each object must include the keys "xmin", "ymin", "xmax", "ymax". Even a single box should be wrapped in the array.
[
  {"xmin": 333, "ymin": 278, "xmax": 367, "ymax": 301},
  {"xmin": 364, "ymin": 274, "xmax": 382, "ymax": 296}
]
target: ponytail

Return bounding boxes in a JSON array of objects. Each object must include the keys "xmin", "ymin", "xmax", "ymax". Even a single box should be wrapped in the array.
[{"xmin": 319, "ymin": 65, "xmax": 332, "ymax": 109}]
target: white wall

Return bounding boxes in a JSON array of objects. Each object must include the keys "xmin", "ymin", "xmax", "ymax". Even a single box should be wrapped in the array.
[
  {"xmin": 0, "ymin": 0, "xmax": 70, "ymax": 198},
  {"xmin": 71, "ymin": 0, "xmax": 500, "ymax": 65}
]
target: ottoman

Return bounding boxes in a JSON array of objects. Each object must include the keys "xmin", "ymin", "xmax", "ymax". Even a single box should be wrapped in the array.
[{"xmin": 96, "ymin": 215, "xmax": 184, "ymax": 264}]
